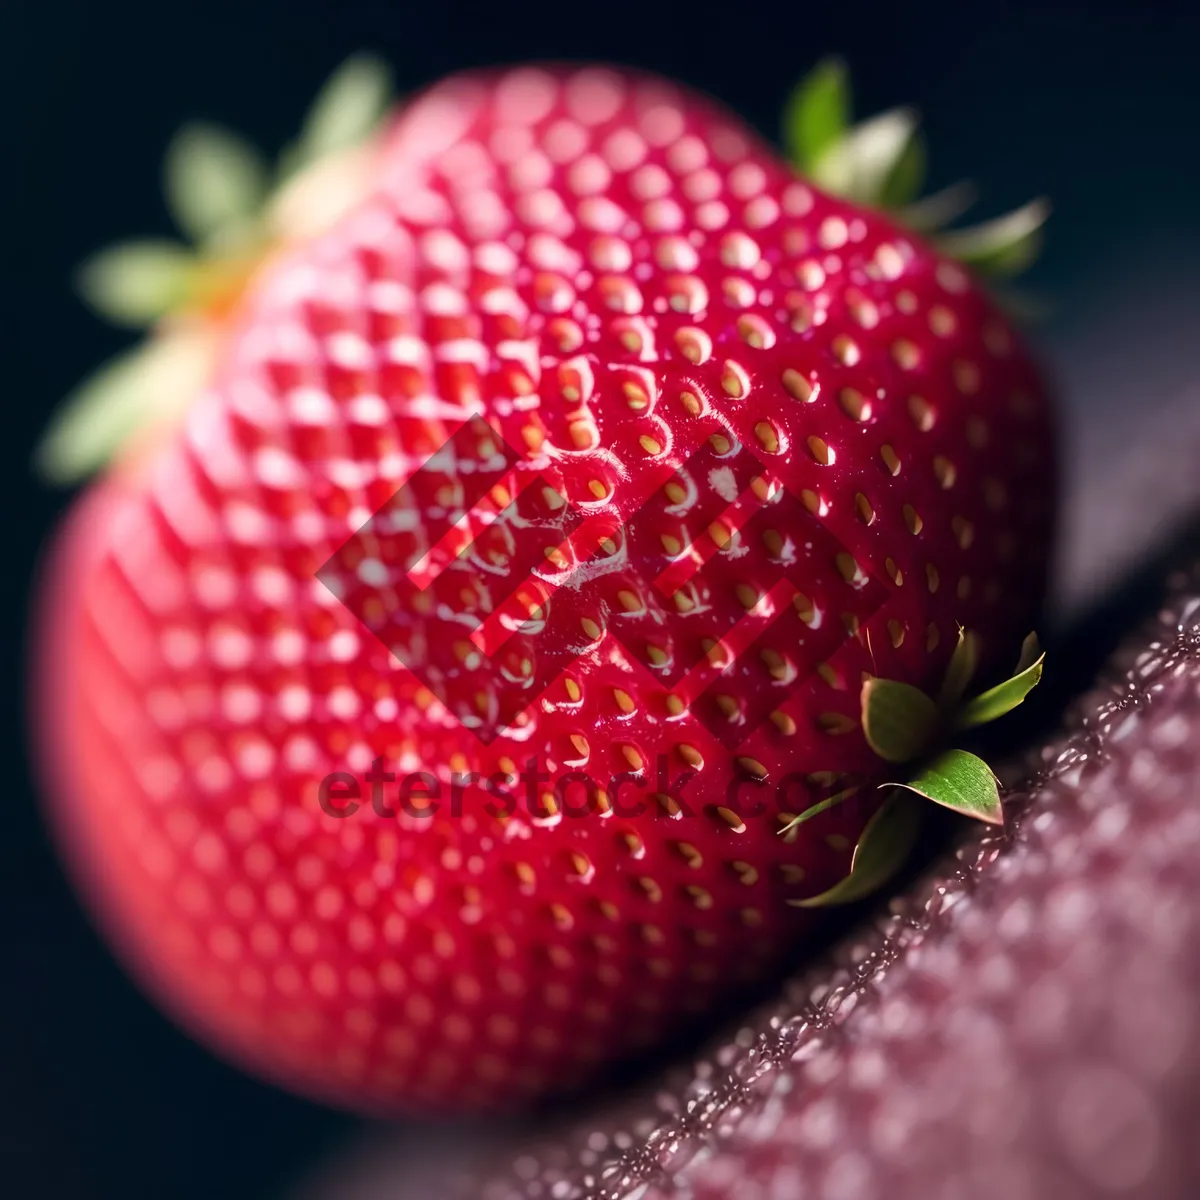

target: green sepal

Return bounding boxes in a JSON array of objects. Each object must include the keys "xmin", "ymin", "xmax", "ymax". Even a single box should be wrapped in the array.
[
  {"xmin": 781, "ymin": 57, "xmax": 850, "ymax": 171},
  {"xmin": 34, "ymin": 347, "xmax": 160, "ymax": 483},
  {"xmin": 957, "ymin": 636, "xmax": 1044, "ymax": 729},
  {"xmin": 788, "ymin": 789, "xmax": 924, "ymax": 908},
  {"xmin": 860, "ymin": 677, "xmax": 939, "ymax": 764},
  {"xmin": 777, "ymin": 786, "xmax": 859, "ymax": 837},
  {"xmin": 898, "ymin": 180, "xmax": 979, "ymax": 233},
  {"xmin": 893, "ymin": 749, "xmax": 1003, "ymax": 825},
  {"xmin": 164, "ymin": 123, "xmax": 269, "ymax": 246},
  {"xmin": 809, "ymin": 106, "xmax": 921, "ymax": 207},
  {"xmin": 285, "ymin": 53, "xmax": 393, "ymax": 176},
  {"xmin": 937, "ymin": 627, "xmax": 981, "ymax": 710},
  {"xmin": 934, "ymin": 199, "xmax": 1051, "ymax": 278},
  {"xmin": 75, "ymin": 241, "xmax": 196, "ymax": 328},
  {"xmin": 35, "ymin": 335, "xmax": 211, "ymax": 483}
]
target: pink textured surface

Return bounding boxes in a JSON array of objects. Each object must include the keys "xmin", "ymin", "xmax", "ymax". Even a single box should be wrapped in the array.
[{"xmin": 444, "ymin": 572, "xmax": 1200, "ymax": 1199}]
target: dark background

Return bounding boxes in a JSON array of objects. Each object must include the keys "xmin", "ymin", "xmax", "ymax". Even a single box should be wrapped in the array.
[{"xmin": 3, "ymin": 1, "xmax": 1199, "ymax": 1197}]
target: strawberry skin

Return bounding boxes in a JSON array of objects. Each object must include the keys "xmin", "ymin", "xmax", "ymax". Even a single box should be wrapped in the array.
[{"xmin": 33, "ymin": 66, "xmax": 1055, "ymax": 1113}]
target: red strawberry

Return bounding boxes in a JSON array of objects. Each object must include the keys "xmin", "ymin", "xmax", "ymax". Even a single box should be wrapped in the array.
[{"xmin": 32, "ymin": 63, "xmax": 1055, "ymax": 1113}]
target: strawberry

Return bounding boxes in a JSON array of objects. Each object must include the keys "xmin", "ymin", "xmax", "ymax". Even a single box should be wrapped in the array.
[{"xmin": 32, "ymin": 62, "xmax": 1056, "ymax": 1113}]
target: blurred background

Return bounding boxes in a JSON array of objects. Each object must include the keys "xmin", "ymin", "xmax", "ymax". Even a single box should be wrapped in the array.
[{"xmin": 4, "ymin": 1, "xmax": 1200, "ymax": 1196}]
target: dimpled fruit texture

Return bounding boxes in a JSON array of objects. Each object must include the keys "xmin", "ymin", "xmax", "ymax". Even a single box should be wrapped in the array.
[
  {"xmin": 35, "ymin": 65, "xmax": 1053, "ymax": 1113},
  {"xmin": 452, "ymin": 572, "xmax": 1200, "ymax": 1199}
]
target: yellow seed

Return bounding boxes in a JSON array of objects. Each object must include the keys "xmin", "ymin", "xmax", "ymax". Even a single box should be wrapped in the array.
[
  {"xmin": 904, "ymin": 504, "xmax": 923, "ymax": 535},
  {"xmin": 622, "ymin": 831, "xmax": 644, "ymax": 857},
  {"xmin": 736, "ymin": 757, "xmax": 767, "ymax": 779},
  {"xmin": 933, "ymin": 456, "xmax": 956, "ymax": 489},
  {"xmin": 569, "ymin": 734, "xmax": 590, "ymax": 758},
  {"xmin": 835, "ymin": 551, "xmax": 861, "ymax": 583},
  {"xmin": 817, "ymin": 712, "xmax": 857, "ymax": 735},
  {"xmin": 709, "ymin": 520, "xmax": 732, "ymax": 549},
  {"xmin": 716, "ymin": 806, "xmax": 748, "ymax": 833},
  {"xmin": 755, "ymin": 421, "xmax": 780, "ymax": 453},
  {"xmin": 657, "ymin": 792, "xmax": 681, "ymax": 817},
  {"xmin": 833, "ymin": 335, "xmax": 860, "ymax": 365},
  {"xmin": 732, "ymin": 861, "xmax": 759, "ymax": 886},
  {"xmin": 888, "ymin": 619, "xmax": 905, "ymax": 648},
  {"xmin": 673, "ymin": 590, "xmax": 695, "ymax": 613},
  {"xmin": 544, "ymin": 546, "xmax": 569, "ymax": 569},
  {"xmin": 952, "ymin": 515, "xmax": 974, "ymax": 549},
  {"xmin": 926, "ymin": 563, "xmax": 940, "ymax": 593},
  {"xmin": 638, "ymin": 877, "xmax": 663, "ymax": 902},
  {"xmin": 782, "ymin": 368, "xmax": 814, "ymax": 402},
  {"xmin": 581, "ymin": 617, "xmax": 603, "ymax": 641},
  {"xmin": 816, "ymin": 662, "xmax": 841, "ymax": 689},
  {"xmin": 793, "ymin": 591, "xmax": 816, "ymax": 624},
  {"xmin": 839, "ymin": 388, "xmax": 870, "ymax": 421},
  {"xmin": 855, "ymin": 493, "xmax": 875, "ymax": 526},
  {"xmin": 664, "ymin": 694, "xmax": 685, "ymax": 717},
  {"xmin": 885, "ymin": 557, "xmax": 903, "ymax": 586},
  {"xmin": 908, "ymin": 395, "xmax": 935, "ymax": 431},
  {"xmin": 623, "ymin": 381, "xmax": 649, "ymax": 410},
  {"xmin": 639, "ymin": 434, "xmax": 662, "ymax": 456},
  {"xmin": 569, "ymin": 421, "xmax": 595, "ymax": 448},
  {"xmin": 686, "ymin": 885, "xmax": 714, "ymax": 910},
  {"xmin": 564, "ymin": 678, "xmax": 581, "ymax": 702},
  {"xmin": 622, "ymin": 745, "xmax": 645, "ymax": 770},
  {"xmin": 710, "ymin": 432, "xmax": 732, "ymax": 454},
  {"xmin": 721, "ymin": 361, "xmax": 748, "ymax": 397},
  {"xmin": 598, "ymin": 536, "xmax": 617, "ymax": 555},
  {"xmin": 736, "ymin": 582, "xmax": 759, "ymax": 610},
  {"xmin": 664, "ymin": 480, "xmax": 687, "ymax": 505},
  {"xmin": 881, "ymin": 444, "xmax": 901, "ymax": 475},
  {"xmin": 676, "ymin": 842, "xmax": 703, "ymax": 869},
  {"xmin": 716, "ymin": 695, "xmax": 740, "ymax": 720},
  {"xmin": 617, "ymin": 589, "xmax": 642, "ymax": 613},
  {"xmin": 892, "ymin": 339, "xmax": 920, "ymax": 369},
  {"xmin": 612, "ymin": 689, "xmax": 636, "ymax": 714},
  {"xmin": 807, "ymin": 435, "xmax": 832, "ymax": 465},
  {"xmin": 678, "ymin": 744, "xmax": 703, "ymax": 768},
  {"xmin": 661, "ymin": 532, "xmax": 681, "ymax": 555},
  {"xmin": 801, "ymin": 488, "xmax": 821, "ymax": 514},
  {"xmin": 771, "ymin": 710, "xmax": 797, "ymax": 736},
  {"xmin": 645, "ymin": 645, "xmax": 668, "ymax": 667},
  {"xmin": 680, "ymin": 391, "xmax": 701, "ymax": 416}
]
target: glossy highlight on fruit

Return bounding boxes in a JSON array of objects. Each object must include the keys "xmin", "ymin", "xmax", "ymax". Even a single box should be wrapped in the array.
[{"xmin": 32, "ymin": 64, "xmax": 1056, "ymax": 1113}]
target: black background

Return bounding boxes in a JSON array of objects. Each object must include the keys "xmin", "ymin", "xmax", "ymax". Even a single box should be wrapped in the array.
[{"xmin": 3, "ymin": 2, "xmax": 1199, "ymax": 1197}]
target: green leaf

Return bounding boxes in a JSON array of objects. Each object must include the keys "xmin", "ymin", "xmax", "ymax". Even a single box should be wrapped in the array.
[
  {"xmin": 894, "ymin": 749, "xmax": 1003, "ymax": 825},
  {"xmin": 934, "ymin": 198, "xmax": 1050, "ymax": 278},
  {"xmin": 938, "ymin": 627, "xmax": 981, "ymax": 710},
  {"xmin": 1014, "ymin": 631, "xmax": 1042, "ymax": 675},
  {"xmin": 295, "ymin": 53, "xmax": 393, "ymax": 166},
  {"xmin": 35, "ymin": 347, "xmax": 159, "ymax": 483},
  {"xmin": 782, "ymin": 57, "xmax": 850, "ymax": 170},
  {"xmin": 957, "ymin": 642, "xmax": 1045, "ymax": 730},
  {"xmin": 777, "ymin": 786, "xmax": 859, "ymax": 837},
  {"xmin": 878, "ymin": 128, "xmax": 926, "ymax": 209},
  {"xmin": 75, "ymin": 241, "xmax": 195, "ymax": 327},
  {"xmin": 789, "ymin": 789, "xmax": 924, "ymax": 908},
  {"xmin": 860, "ymin": 677, "xmax": 940, "ymax": 764},
  {"xmin": 164, "ymin": 122, "xmax": 269, "ymax": 245},
  {"xmin": 810, "ymin": 106, "xmax": 921, "ymax": 206},
  {"xmin": 899, "ymin": 180, "xmax": 979, "ymax": 233}
]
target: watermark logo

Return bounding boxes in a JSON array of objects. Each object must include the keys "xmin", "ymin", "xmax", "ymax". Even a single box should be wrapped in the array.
[{"xmin": 317, "ymin": 412, "xmax": 888, "ymax": 748}]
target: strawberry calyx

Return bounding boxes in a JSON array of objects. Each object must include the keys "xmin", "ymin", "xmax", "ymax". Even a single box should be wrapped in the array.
[
  {"xmin": 783, "ymin": 57, "xmax": 1049, "ymax": 279},
  {"xmin": 35, "ymin": 54, "xmax": 395, "ymax": 484},
  {"xmin": 786, "ymin": 630, "xmax": 1045, "ymax": 909}
]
